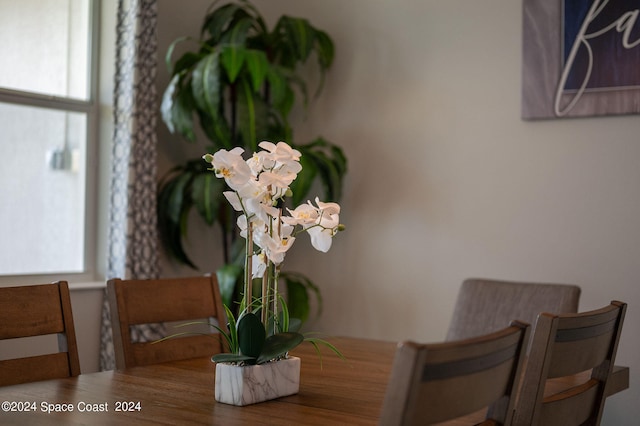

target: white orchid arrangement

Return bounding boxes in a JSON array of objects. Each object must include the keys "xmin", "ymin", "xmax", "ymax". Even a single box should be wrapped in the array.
[{"xmin": 202, "ymin": 141, "xmax": 344, "ymax": 365}]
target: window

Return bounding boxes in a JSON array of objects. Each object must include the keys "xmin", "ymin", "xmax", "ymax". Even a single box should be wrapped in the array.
[{"xmin": 0, "ymin": 0, "xmax": 98, "ymax": 279}]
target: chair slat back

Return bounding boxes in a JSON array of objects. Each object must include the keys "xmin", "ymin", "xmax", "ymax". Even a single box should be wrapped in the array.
[
  {"xmin": 0, "ymin": 281, "xmax": 81, "ymax": 386},
  {"xmin": 381, "ymin": 321, "xmax": 530, "ymax": 426},
  {"xmin": 107, "ymin": 275, "xmax": 228, "ymax": 369},
  {"xmin": 514, "ymin": 301, "xmax": 626, "ymax": 426}
]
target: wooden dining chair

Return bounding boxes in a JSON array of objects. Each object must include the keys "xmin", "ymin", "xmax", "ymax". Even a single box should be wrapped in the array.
[
  {"xmin": 107, "ymin": 275, "xmax": 229, "ymax": 369},
  {"xmin": 0, "ymin": 281, "xmax": 81, "ymax": 386},
  {"xmin": 380, "ymin": 321, "xmax": 530, "ymax": 426},
  {"xmin": 513, "ymin": 301, "xmax": 627, "ymax": 426},
  {"xmin": 446, "ymin": 278, "xmax": 581, "ymax": 346}
]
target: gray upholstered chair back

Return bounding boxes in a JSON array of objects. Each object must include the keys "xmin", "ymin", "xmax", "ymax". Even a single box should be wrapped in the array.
[{"xmin": 446, "ymin": 278, "xmax": 581, "ymax": 344}]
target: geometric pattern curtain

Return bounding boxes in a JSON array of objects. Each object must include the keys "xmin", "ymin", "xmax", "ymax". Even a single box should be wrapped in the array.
[{"xmin": 99, "ymin": 0, "xmax": 161, "ymax": 371}]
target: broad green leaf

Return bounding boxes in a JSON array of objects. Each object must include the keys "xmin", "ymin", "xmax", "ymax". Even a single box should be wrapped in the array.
[
  {"xmin": 237, "ymin": 312, "xmax": 266, "ymax": 358},
  {"xmin": 191, "ymin": 170, "xmax": 223, "ymax": 225},
  {"xmin": 171, "ymin": 51, "xmax": 202, "ymax": 76},
  {"xmin": 157, "ymin": 172, "xmax": 197, "ymax": 269},
  {"xmin": 284, "ymin": 279, "xmax": 310, "ymax": 324},
  {"xmin": 289, "ymin": 151, "xmax": 317, "ymax": 206},
  {"xmin": 256, "ymin": 332, "xmax": 304, "ymax": 364},
  {"xmin": 244, "ymin": 49, "xmax": 269, "ymax": 92},
  {"xmin": 278, "ymin": 16, "xmax": 315, "ymax": 62},
  {"xmin": 165, "ymin": 36, "xmax": 189, "ymax": 73},
  {"xmin": 221, "ymin": 45, "xmax": 247, "ymax": 83},
  {"xmin": 201, "ymin": 4, "xmax": 241, "ymax": 42},
  {"xmin": 216, "ymin": 264, "xmax": 243, "ymax": 308},
  {"xmin": 192, "ymin": 51, "xmax": 221, "ymax": 120},
  {"xmin": 281, "ymin": 271, "xmax": 323, "ymax": 318},
  {"xmin": 160, "ymin": 74, "xmax": 180, "ymax": 134}
]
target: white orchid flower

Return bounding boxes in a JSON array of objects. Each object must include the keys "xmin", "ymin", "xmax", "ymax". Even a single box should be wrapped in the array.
[
  {"xmin": 209, "ymin": 147, "xmax": 252, "ymax": 191},
  {"xmin": 223, "ymin": 191, "xmax": 243, "ymax": 212},
  {"xmin": 284, "ymin": 203, "xmax": 319, "ymax": 226},
  {"xmin": 258, "ymin": 141, "xmax": 301, "ymax": 163},
  {"xmin": 307, "ymin": 226, "xmax": 334, "ymax": 252},
  {"xmin": 251, "ymin": 252, "xmax": 267, "ymax": 279}
]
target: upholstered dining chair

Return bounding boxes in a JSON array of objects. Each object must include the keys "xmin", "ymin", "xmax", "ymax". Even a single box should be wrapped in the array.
[
  {"xmin": 446, "ymin": 278, "xmax": 581, "ymax": 346},
  {"xmin": 513, "ymin": 301, "xmax": 627, "ymax": 426},
  {"xmin": 0, "ymin": 281, "xmax": 81, "ymax": 386},
  {"xmin": 107, "ymin": 275, "xmax": 228, "ymax": 370},
  {"xmin": 380, "ymin": 321, "xmax": 530, "ymax": 426}
]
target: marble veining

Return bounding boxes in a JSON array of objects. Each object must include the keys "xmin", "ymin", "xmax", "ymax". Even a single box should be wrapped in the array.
[{"xmin": 215, "ymin": 357, "xmax": 300, "ymax": 406}]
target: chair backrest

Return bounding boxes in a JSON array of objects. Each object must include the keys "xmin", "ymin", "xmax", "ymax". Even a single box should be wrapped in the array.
[
  {"xmin": 0, "ymin": 281, "xmax": 81, "ymax": 386},
  {"xmin": 107, "ymin": 275, "xmax": 229, "ymax": 369},
  {"xmin": 446, "ymin": 278, "xmax": 581, "ymax": 343},
  {"xmin": 380, "ymin": 321, "xmax": 530, "ymax": 426},
  {"xmin": 513, "ymin": 301, "xmax": 626, "ymax": 426}
]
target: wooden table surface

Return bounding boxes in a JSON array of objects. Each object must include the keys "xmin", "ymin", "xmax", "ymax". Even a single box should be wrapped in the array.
[{"xmin": 0, "ymin": 336, "xmax": 629, "ymax": 425}]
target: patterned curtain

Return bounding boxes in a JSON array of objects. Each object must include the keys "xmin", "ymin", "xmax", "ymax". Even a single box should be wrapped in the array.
[{"xmin": 99, "ymin": 0, "xmax": 161, "ymax": 371}]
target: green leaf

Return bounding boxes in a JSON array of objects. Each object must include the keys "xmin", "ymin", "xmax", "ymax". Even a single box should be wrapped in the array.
[
  {"xmin": 191, "ymin": 170, "xmax": 223, "ymax": 225},
  {"xmin": 256, "ymin": 332, "xmax": 304, "ymax": 364},
  {"xmin": 192, "ymin": 51, "xmax": 221, "ymax": 120},
  {"xmin": 284, "ymin": 279, "xmax": 310, "ymax": 324},
  {"xmin": 281, "ymin": 271, "xmax": 323, "ymax": 319},
  {"xmin": 277, "ymin": 16, "xmax": 315, "ymax": 62},
  {"xmin": 237, "ymin": 312, "xmax": 266, "ymax": 358},
  {"xmin": 223, "ymin": 304, "xmax": 239, "ymax": 354},
  {"xmin": 212, "ymin": 353, "xmax": 256, "ymax": 364},
  {"xmin": 201, "ymin": 4, "xmax": 242, "ymax": 42},
  {"xmin": 221, "ymin": 45, "xmax": 247, "ymax": 83},
  {"xmin": 220, "ymin": 18, "xmax": 253, "ymax": 82},
  {"xmin": 289, "ymin": 151, "xmax": 317, "ymax": 206},
  {"xmin": 244, "ymin": 49, "xmax": 269, "ymax": 92},
  {"xmin": 216, "ymin": 264, "xmax": 243, "ymax": 308}
]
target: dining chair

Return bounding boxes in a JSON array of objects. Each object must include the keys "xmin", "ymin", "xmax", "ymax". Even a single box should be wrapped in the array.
[
  {"xmin": 107, "ymin": 275, "xmax": 229, "ymax": 370},
  {"xmin": 0, "ymin": 281, "xmax": 81, "ymax": 386},
  {"xmin": 513, "ymin": 300, "xmax": 627, "ymax": 426},
  {"xmin": 380, "ymin": 321, "xmax": 530, "ymax": 426},
  {"xmin": 446, "ymin": 278, "xmax": 581, "ymax": 346}
]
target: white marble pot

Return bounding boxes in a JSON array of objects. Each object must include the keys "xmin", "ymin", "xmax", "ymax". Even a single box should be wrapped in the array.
[{"xmin": 214, "ymin": 356, "xmax": 301, "ymax": 406}]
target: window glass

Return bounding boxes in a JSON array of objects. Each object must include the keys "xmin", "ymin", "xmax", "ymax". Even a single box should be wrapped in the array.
[
  {"xmin": 0, "ymin": 103, "xmax": 86, "ymax": 274},
  {"xmin": 0, "ymin": 0, "xmax": 90, "ymax": 100}
]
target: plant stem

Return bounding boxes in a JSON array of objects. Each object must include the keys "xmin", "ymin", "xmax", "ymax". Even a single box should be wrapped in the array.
[{"xmin": 245, "ymin": 223, "xmax": 253, "ymax": 313}]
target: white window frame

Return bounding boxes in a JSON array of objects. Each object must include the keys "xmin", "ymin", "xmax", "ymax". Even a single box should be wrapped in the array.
[{"xmin": 0, "ymin": 0, "xmax": 101, "ymax": 287}]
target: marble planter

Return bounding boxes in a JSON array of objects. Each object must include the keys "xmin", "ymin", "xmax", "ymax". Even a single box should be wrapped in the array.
[{"xmin": 214, "ymin": 356, "xmax": 300, "ymax": 406}]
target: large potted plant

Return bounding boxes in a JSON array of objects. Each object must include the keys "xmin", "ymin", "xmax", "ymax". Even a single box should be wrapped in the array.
[{"xmin": 158, "ymin": 0, "xmax": 346, "ymax": 320}]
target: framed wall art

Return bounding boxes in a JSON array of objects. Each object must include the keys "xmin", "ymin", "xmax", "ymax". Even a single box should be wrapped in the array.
[{"xmin": 522, "ymin": 0, "xmax": 640, "ymax": 119}]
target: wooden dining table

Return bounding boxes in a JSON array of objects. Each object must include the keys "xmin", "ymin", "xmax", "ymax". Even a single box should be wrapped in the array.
[{"xmin": 0, "ymin": 336, "xmax": 629, "ymax": 425}]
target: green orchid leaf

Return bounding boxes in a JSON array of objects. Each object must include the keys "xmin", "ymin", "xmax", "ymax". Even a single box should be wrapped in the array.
[
  {"xmin": 237, "ymin": 312, "xmax": 266, "ymax": 358},
  {"xmin": 211, "ymin": 353, "xmax": 256, "ymax": 364},
  {"xmin": 256, "ymin": 332, "xmax": 304, "ymax": 364},
  {"xmin": 216, "ymin": 264, "xmax": 243, "ymax": 308}
]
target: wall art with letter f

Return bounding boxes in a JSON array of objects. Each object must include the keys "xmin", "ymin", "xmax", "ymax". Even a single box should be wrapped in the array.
[{"xmin": 522, "ymin": 0, "xmax": 640, "ymax": 119}]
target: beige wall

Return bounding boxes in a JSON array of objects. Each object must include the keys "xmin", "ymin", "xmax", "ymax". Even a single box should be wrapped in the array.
[{"xmin": 155, "ymin": 1, "xmax": 639, "ymax": 424}]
